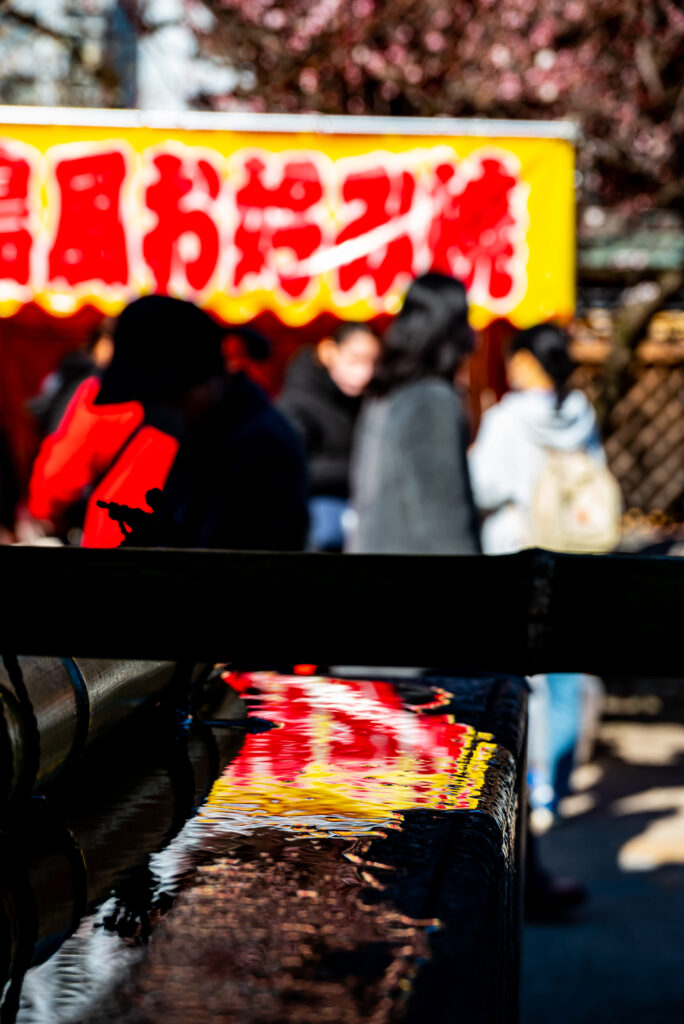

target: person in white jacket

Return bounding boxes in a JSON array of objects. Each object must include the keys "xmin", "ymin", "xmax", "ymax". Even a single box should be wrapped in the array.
[
  {"xmin": 469, "ymin": 325, "xmax": 606, "ymax": 555},
  {"xmin": 469, "ymin": 323, "xmax": 606, "ymax": 826}
]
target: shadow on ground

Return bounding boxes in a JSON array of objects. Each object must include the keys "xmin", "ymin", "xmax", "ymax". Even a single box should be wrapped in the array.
[{"xmin": 523, "ymin": 710, "xmax": 684, "ymax": 1024}]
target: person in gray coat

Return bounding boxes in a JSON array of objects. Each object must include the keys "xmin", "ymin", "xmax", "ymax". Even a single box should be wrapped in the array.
[{"xmin": 348, "ymin": 272, "xmax": 480, "ymax": 555}]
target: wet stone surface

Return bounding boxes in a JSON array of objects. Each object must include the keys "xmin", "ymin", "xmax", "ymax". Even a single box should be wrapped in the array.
[{"xmin": 4, "ymin": 672, "xmax": 526, "ymax": 1023}]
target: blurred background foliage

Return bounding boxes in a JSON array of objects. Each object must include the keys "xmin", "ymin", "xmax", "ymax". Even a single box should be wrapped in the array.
[
  {"xmin": 0, "ymin": 0, "xmax": 683, "ymax": 219},
  {"xmin": 199, "ymin": 0, "xmax": 684, "ymax": 221}
]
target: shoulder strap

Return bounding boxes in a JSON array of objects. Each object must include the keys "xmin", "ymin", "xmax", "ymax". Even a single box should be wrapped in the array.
[{"xmin": 88, "ymin": 421, "xmax": 146, "ymax": 498}]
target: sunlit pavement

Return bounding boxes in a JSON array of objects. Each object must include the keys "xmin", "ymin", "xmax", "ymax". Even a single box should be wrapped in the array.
[{"xmin": 523, "ymin": 709, "xmax": 684, "ymax": 1024}]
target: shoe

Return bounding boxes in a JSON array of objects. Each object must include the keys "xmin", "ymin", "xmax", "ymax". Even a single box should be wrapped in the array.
[{"xmin": 525, "ymin": 873, "xmax": 587, "ymax": 922}]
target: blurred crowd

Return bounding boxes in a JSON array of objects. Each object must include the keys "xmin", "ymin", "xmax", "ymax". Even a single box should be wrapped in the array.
[{"xmin": 0, "ymin": 272, "xmax": 680, "ymax": 827}]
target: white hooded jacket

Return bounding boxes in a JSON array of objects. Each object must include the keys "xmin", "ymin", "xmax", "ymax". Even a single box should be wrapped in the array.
[{"xmin": 468, "ymin": 388, "xmax": 605, "ymax": 554}]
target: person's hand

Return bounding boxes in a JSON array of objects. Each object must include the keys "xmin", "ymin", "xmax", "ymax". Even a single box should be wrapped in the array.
[
  {"xmin": 13, "ymin": 508, "xmax": 59, "ymax": 545},
  {"xmin": 479, "ymin": 386, "xmax": 498, "ymax": 414}
]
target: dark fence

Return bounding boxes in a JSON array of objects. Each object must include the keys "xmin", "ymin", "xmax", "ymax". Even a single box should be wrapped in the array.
[{"xmin": 571, "ymin": 331, "xmax": 684, "ymax": 522}]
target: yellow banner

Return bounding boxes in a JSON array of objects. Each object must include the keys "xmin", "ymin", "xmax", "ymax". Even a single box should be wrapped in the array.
[{"xmin": 0, "ymin": 112, "xmax": 575, "ymax": 328}]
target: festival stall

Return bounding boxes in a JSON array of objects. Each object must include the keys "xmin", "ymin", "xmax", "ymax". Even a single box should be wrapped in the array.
[{"xmin": 0, "ymin": 107, "xmax": 575, "ymax": 485}]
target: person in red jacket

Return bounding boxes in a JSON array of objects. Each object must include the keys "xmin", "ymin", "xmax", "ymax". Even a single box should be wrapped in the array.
[{"xmin": 28, "ymin": 296, "xmax": 308, "ymax": 551}]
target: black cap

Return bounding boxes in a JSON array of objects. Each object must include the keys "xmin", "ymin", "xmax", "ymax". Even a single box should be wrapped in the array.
[{"xmin": 94, "ymin": 296, "xmax": 226, "ymax": 405}]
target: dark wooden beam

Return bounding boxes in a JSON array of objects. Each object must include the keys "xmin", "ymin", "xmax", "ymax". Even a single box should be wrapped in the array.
[{"xmin": 0, "ymin": 546, "xmax": 680, "ymax": 674}]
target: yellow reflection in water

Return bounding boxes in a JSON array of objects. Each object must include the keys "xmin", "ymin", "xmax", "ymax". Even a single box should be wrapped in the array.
[{"xmin": 204, "ymin": 675, "xmax": 499, "ymax": 835}]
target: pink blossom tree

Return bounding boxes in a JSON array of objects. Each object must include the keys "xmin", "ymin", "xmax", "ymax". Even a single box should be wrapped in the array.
[
  {"xmin": 191, "ymin": 0, "xmax": 684, "ymax": 406},
  {"xmin": 191, "ymin": 0, "xmax": 684, "ymax": 218}
]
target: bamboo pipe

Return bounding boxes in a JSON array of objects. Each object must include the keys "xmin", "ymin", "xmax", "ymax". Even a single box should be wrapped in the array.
[{"xmin": 0, "ymin": 658, "xmax": 178, "ymax": 805}]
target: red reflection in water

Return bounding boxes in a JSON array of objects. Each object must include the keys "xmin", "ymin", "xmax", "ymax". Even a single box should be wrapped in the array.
[{"xmin": 211, "ymin": 674, "xmax": 494, "ymax": 823}]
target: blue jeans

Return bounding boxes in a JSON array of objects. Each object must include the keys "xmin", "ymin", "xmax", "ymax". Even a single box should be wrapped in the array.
[
  {"xmin": 528, "ymin": 673, "xmax": 583, "ymax": 813},
  {"xmin": 307, "ymin": 496, "xmax": 348, "ymax": 552}
]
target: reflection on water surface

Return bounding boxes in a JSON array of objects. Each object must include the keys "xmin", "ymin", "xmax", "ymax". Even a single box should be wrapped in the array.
[
  {"xmin": 204, "ymin": 673, "xmax": 499, "ymax": 833},
  {"xmin": 8, "ymin": 673, "xmax": 505, "ymax": 1023}
]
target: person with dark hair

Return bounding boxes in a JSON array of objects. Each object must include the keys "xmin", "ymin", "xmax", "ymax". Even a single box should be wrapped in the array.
[
  {"xmin": 468, "ymin": 322, "xmax": 611, "ymax": 555},
  {"xmin": 348, "ymin": 272, "xmax": 480, "ymax": 554},
  {"xmin": 278, "ymin": 322, "xmax": 381, "ymax": 551},
  {"xmin": 28, "ymin": 296, "xmax": 307, "ymax": 551},
  {"xmin": 29, "ymin": 317, "xmax": 115, "ymax": 439},
  {"xmin": 469, "ymin": 322, "xmax": 614, "ymax": 828}
]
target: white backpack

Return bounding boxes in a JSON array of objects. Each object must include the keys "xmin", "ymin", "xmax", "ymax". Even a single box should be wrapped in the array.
[{"xmin": 529, "ymin": 450, "xmax": 622, "ymax": 553}]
